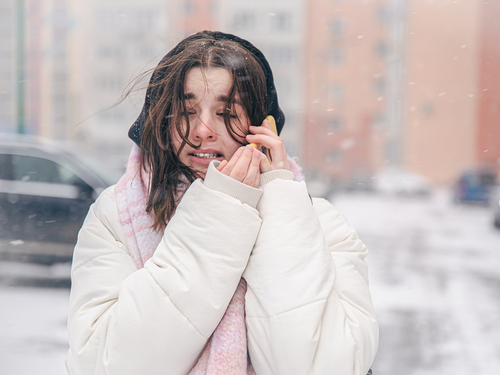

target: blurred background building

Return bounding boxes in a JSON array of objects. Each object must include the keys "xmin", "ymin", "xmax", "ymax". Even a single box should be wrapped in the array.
[{"xmin": 2, "ymin": 0, "xmax": 500, "ymax": 184}]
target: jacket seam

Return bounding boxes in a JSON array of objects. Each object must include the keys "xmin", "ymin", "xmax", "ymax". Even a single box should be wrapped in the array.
[
  {"xmin": 71, "ymin": 252, "xmax": 130, "ymax": 274},
  {"xmin": 143, "ymin": 266, "xmax": 208, "ymax": 340},
  {"xmin": 246, "ymin": 297, "xmax": 328, "ymax": 319}
]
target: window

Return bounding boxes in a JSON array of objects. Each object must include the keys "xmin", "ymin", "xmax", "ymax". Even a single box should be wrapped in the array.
[
  {"xmin": 184, "ymin": 0, "xmax": 196, "ymax": 15},
  {"xmin": 98, "ymin": 45, "xmax": 125, "ymax": 59},
  {"xmin": 0, "ymin": 153, "xmax": 9, "ymax": 179},
  {"xmin": 374, "ymin": 77, "xmax": 386, "ymax": 93},
  {"xmin": 329, "ymin": 116, "xmax": 344, "ymax": 132},
  {"xmin": 372, "ymin": 114, "xmax": 386, "ymax": 131},
  {"xmin": 11, "ymin": 155, "xmax": 82, "ymax": 186},
  {"xmin": 232, "ymin": 11, "xmax": 256, "ymax": 31},
  {"xmin": 135, "ymin": 11, "xmax": 157, "ymax": 28},
  {"xmin": 96, "ymin": 76, "xmax": 123, "ymax": 91},
  {"xmin": 328, "ymin": 149, "xmax": 342, "ymax": 164},
  {"xmin": 267, "ymin": 45, "xmax": 296, "ymax": 64},
  {"xmin": 376, "ymin": 5, "xmax": 390, "ymax": 24},
  {"xmin": 329, "ymin": 83, "xmax": 344, "ymax": 103},
  {"xmin": 329, "ymin": 48, "xmax": 345, "ymax": 65},
  {"xmin": 272, "ymin": 12, "xmax": 293, "ymax": 32},
  {"xmin": 375, "ymin": 40, "xmax": 389, "ymax": 59},
  {"xmin": 209, "ymin": 1, "xmax": 217, "ymax": 14},
  {"xmin": 330, "ymin": 17, "xmax": 346, "ymax": 37}
]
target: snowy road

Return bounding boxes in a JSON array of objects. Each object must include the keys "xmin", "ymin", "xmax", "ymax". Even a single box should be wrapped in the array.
[
  {"xmin": 1, "ymin": 190, "xmax": 499, "ymax": 375},
  {"xmin": 332, "ymin": 190, "xmax": 500, "ymax": 375}
]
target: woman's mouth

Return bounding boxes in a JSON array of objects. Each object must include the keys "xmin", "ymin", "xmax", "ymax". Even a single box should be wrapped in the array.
[
  {"xmin": 188, "ymin": 152, "xmax": 224, "ymax": 165},
  {"xmin": 191, "ymin": 153, "xmax": 222, "ymax": 158}
]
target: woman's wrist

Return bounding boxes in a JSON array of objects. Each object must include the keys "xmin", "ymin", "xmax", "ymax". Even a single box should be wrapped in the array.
[
  {"xmin": 259, "ymin": 169, "xmax": 294, "ymax": 187},
  {"xmin": 203, "ymin": 161, "xmax": 263, "ymax": 209}
]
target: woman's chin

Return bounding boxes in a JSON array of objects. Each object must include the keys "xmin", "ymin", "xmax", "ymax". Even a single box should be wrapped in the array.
[{"xmin": 192, "ymin": 166, "xmax": 208, "ymax": 180}]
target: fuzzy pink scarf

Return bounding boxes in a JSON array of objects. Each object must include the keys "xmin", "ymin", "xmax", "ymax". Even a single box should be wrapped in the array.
[{"xmin": 115, "ymin": 145, "xmax": 303, "ymax": 375}]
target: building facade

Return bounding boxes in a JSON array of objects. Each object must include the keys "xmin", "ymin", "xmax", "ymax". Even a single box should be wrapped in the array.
[{"xmin": 303, "ymin": 0, "xmax": 389, "ymax": 187}]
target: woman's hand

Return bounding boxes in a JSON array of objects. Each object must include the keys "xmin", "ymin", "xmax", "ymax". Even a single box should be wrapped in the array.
[
  {"xmin": 217, "ymin": 144, "xmax": 264, "ymax": 188},
  {"xmin": 246, "ymin": 119, "xmax": 290, "ymax": 173}
]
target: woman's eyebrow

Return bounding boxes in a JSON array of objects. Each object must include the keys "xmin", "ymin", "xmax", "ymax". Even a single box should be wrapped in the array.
[
  {"xmin": 218, "ymin": 95, "xmax": 242, "ymax": 105},
  {"xmin": 183, "ymin": 93, "xmax": 196, "ymax": 100}
]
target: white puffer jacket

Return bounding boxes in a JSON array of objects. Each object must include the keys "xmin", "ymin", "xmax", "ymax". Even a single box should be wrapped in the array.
[{"xmin": 66, "ymin": 163, "xmax": 378, "ymax": 375}]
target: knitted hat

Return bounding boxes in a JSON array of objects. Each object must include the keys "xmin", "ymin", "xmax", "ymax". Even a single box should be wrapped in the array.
[{"xmin": 128, "ymin": 30, "xmax": 285, "ymax": 147}]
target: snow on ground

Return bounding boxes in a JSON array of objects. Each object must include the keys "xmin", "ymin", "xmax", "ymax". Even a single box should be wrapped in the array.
[
  {"xmin": 0, "ymin": 189, "xmax": 499, "ymax": 374},
  {"xmin": 0, "ymin": 286, "xmax": 69, "ymax": 375},
  {"xmin": 332, "ymin": 189, "xmax": 500, "ymax": 375}
]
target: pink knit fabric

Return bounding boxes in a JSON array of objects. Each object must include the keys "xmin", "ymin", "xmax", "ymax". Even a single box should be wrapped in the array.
[{"xmin": 115, "ymin": 144, "xmax": 303, "ymax": 375}]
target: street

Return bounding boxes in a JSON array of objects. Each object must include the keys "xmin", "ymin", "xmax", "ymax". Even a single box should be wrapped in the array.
[
  {"xmin": 0, "ymin": 189, "xmax": 499, "ymax": 374},
  {"xmin": 332, "ymin": 190, "xmax": 500, "ymax": 374}
]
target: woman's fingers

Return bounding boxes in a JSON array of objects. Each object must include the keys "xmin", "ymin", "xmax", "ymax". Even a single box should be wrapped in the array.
[
  {"xmin": 218, "ymin": 146, "xmax": 244, "ymax": 176},
  {"xmin": 242, "ymin": 148, "xmax": 261, "ymax": 188},
  {"xmin": 217, "ymin": 146, "xmax": 270, "ymax": 187},
  {"xmin": 229, "ymin": 145, "xmax": 255, "ymax": 182},
  {"xmin": 246, "ymin": 125, "xmax": 289, "ymax": 170},
  {"xmin": 216, "ymin": 160, "xmax": 228, "ymax": 172},
  {"xmin": 250, "ymin": 120, "xmax": 280, "ymax": 138}
]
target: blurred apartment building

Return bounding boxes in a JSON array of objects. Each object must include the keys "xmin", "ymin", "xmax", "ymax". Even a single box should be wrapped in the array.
[
  {"xmin": 5, "ymin": 0, "xmax": 499, "ymax": 182},
  {"xmin": 304, "ymin": 0, "xmax": 500, "ymax": 186},
  {"xmin": 2, "ymin": 0, "xmax": 171, "ymax": 168},
  {"xmin": 1, "ymin": 0, "xmax": 77, "ymax": 140},
  {"xmin": 303, "ymin": 0, "xmax": 389, "ymax": 187},
  {"xmin": 404, "ymin": 0, "xmax": 500, "ymax": 184},
  {"xmin": 70, "ymin": 0, "xmax": 170, "ymax": 167},
  {"xmin": 4, "ymin": 0, "xmax": 304, "ymax": 168},
  {"xmin": 0, "ymin": 0, "xmax": 16, "ymax": 132}
]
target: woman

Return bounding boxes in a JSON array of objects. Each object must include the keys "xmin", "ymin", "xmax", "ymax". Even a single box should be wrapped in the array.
[{"xmin": 66, "ymin": 31, "xmax": 378, "ymax": 375}]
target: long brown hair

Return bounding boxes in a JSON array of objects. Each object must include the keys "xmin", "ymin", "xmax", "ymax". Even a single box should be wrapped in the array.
[{"xmin": 139, "ymin": 32, "xmax": 269, "ymax": 230}]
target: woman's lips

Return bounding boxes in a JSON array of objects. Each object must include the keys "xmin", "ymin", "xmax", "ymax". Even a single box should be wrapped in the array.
[{"xmin": 188, "ymin": 152, "xmax": 225, "ymax": 165}]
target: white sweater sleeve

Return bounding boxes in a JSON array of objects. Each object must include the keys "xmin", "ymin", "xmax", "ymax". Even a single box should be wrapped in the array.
[
  {"xmin": 242, "ymin": 179, "xmax": 379, "ymax": 375},
  {"xmin": 66, "ymin": 181, "xmax": 262, "ymax": 375}
]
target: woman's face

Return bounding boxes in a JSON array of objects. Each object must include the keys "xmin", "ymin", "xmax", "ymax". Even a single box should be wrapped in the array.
[{"xmin": 173, "ymin": 67, "xmax": 250, "ymax": 179}]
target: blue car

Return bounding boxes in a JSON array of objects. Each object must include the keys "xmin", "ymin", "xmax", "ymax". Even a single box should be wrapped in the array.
[{"xmin": 453, "ymin": 170, "xmax": 498, "ymax": 205}]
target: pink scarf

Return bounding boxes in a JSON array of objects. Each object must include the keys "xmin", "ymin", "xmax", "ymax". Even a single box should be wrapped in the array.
[{"xmin": 115, "ymin": 145, "xmax": 303, "ymax": 375}]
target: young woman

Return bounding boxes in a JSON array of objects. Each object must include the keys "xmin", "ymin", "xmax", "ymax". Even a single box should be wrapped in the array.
[{"xmin": 66, "ymin": 31, "xmax": 378, "ymax": 375}]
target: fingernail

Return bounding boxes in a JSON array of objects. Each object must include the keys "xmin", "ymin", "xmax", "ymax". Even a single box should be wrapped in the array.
[{"xmin": 253, "ymin": 149, "xmax": 260, "ymax": 159}]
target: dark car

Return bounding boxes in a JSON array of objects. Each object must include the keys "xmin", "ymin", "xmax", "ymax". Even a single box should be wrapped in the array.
[
  {"xmin": 0, "ymin": 134, "xmax": 122, "ymax": 264},
  {"xmin": 453, "ymin": 170, "xmax": 498, "ymax": 205},
  {"xmin": 492, "ymin": 188, "xmax": 500, "ymax": 229}
]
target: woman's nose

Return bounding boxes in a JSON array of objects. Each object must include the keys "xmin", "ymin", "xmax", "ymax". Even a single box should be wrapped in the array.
[{"xmin": 192, "ymin": 113, "xmax": 218, "ymax": 141}]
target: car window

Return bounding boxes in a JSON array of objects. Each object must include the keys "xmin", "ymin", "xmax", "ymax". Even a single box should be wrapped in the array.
[
  {"xmin": 0, "ymin": 153, "xmax": 9, "ymax": 179},
  {"xmin": 11, "ymin": 154, "xmax": 86, "ymax": 187},
  {"xmin": 480, "ymin": 174, "xmax": 496, "ymax": 186}
]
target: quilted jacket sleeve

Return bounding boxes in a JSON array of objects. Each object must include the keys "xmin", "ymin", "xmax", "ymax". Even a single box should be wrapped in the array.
[
  {"xmin": 66, "ymin": 181, "xmax": 262, "ymax": 375},
  {"xmin": 243, "ymin": 179, "xmax": 379, "ymax": 375}
]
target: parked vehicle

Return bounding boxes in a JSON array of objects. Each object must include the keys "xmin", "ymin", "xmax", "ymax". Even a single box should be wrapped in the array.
[
  {"xmin": 0, "ymin": 134, "xmax": 122, "ymax": 263},
  {"xmin": 372, "ymin": 168, "xmax": 432, "ymax": 197},
  {"xmin": 492, "ymin": 187, "xmax": 500, "ymax": 229},
  {"xmin": 453, "ymin": 170, "xmax": 498, "ymax": 205}
]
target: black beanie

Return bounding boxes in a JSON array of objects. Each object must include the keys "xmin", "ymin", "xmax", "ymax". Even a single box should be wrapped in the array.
[{"xmin": 128, "ymin": 30, "xmax": 285, "ymax": 147}]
